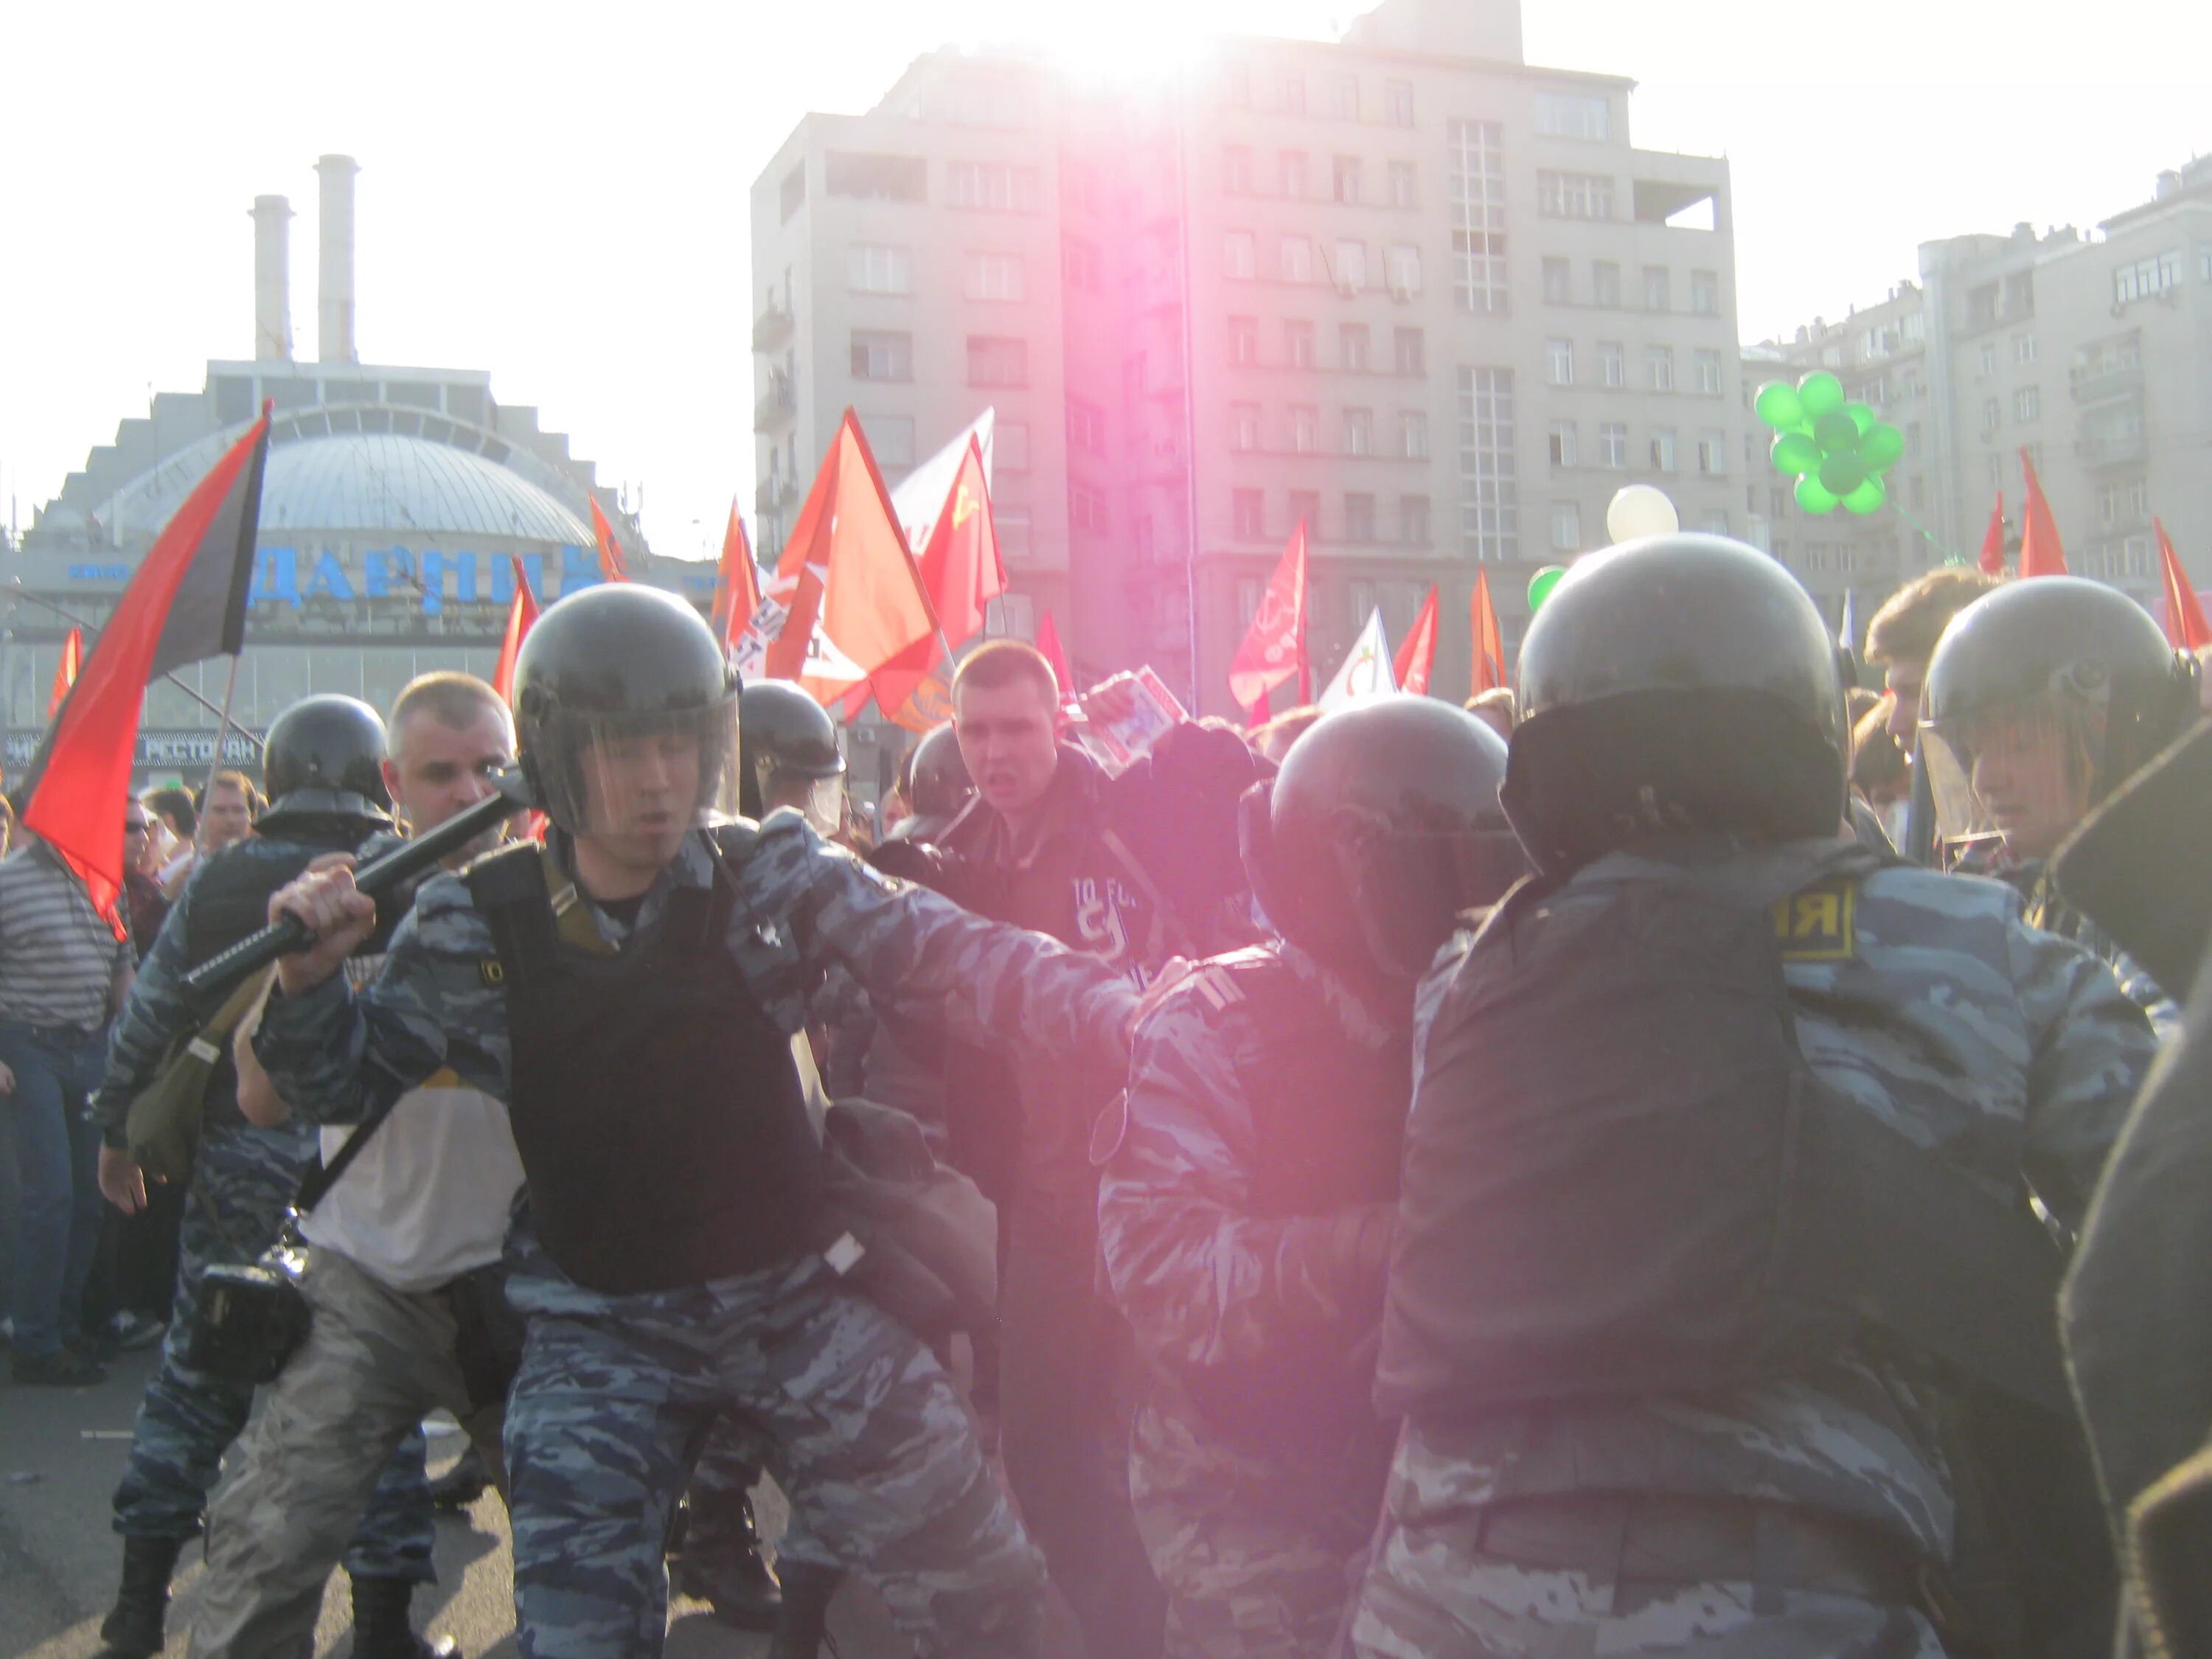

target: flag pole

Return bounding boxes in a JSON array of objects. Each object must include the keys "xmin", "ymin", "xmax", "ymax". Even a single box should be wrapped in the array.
[
  {"xmin": 198, "ymin": 653, "xmax": 242, "ymax": 804},
  {"xmin": 5, "ymin": 586, "xmax": 254, "ymax": 740}
]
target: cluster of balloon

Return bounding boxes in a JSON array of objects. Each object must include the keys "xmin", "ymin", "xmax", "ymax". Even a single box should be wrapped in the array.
[
  {"xmin": 1754, "ymin": 372, "xmax": 1905, "ymax": 516},
  {"xmin": 1529, "ymin": 485, "xmax": 1683, "ymax": 613}
]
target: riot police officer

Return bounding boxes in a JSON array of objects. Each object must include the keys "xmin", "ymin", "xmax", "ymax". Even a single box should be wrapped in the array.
[
  {"xmin": 1098, "ymin": 695, "xmax": 1523, "ymax": 1658},
  {"xmin": 91, "ymin": 695, "xmax": 440, "ymax": 1659},
  {"xmin": 888, "ymin": 721, "xmax": 973, "ymax": 845},
  {"xmin": 739, "ymin": 678, "xmax": 847, "ymax": 832},
  {"xmin": 1345, "ymin": 535, "xmax": 2157, "ymax": 1659}
]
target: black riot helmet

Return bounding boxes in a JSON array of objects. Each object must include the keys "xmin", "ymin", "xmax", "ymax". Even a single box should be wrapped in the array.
[
  {"xmin": 738, "ymin": 680, "xmax": 846, "ymax": 829},
  {"xmin": 1920, "ymin": 576, "xmax": 2197, "ymax": 860},
  {"xmin": 1503, "ymin": 534, "xmax": 1851, "ymax": 877},
  {"xmin": 1240, "ymin": 695, "xmax": 1523, "ymax": 984},
  {"xmin": 892, "ymin": 721, "xmax": 974, "ymax": 843},
  {"xmin": 512, "ymin": 583, "xmax": 741, "ymax": 835},
  {"xmin": 259, "ymin": 695, "xmax": 393, "ymax": 829}
]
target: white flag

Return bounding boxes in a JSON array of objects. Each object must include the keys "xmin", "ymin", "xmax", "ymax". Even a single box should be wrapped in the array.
[
  {"xmin": 1318, "ymin": 608, "xmax": 1398, "ymax": 711},
  {"xmin": 890, "ymin": 408, "xmax": 995, "ymax": 554}
]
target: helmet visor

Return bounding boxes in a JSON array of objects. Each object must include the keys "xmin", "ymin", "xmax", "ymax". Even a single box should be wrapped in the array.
[
  {"xmin": 1921, "ymin": 689, "xmax": 2107, "ymax": 866},
  {"xmin": 535, "ymin": 695, "xmax": 742, "ymax": 838},
  {"xmin": 1342, "ymin": 823, "xmax": 1528, "ymax": 982}
]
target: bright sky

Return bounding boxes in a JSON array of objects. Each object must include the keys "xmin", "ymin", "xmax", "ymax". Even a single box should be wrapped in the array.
[{"xmin": 4, "ymin": 0, "xmax": 2205, "ymax": 562}]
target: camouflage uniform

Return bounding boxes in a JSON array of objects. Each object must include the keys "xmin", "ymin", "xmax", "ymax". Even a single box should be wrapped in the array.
[
  {"xmin": 93, "ymin": 838, "xmax": 434, "ymax": 1580},
  {"xmin": 1346, "ymin": 846, "xmax": 2156, "ymax": 1659},
  {"xmin": 254, "ymin": 815, "xmax": 1139, "ymax": 1659},
  {"xmin": 1099, "ymin": 943, "xmax": 1403, "ymax": 1658},
  {"xmin": 2020, "ymin": 863, "xmax": 2181, "ymax": 1041}
]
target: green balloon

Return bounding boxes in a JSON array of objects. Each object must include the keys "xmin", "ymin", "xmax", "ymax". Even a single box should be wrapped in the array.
[
  {"xmin": 1797, "ymin": 372, "xmax": 1845, "ymax": 418},
  {"xmin": 1528, "ymin": 566, "xmax": 1567, "ymax": 612},
  {"xmin": 1847, "ymin": 403, "xmax": 1877, "ymax": 435},
  {"xmin": 1795, "ymin": 475, "xmax": 1840, "ymax": 516},
  {"xmin": 1843, "ymin": 476, "xmax": 1888, "ymax": 515},
  {"xmin": 1753, "ymin": 380, "xmax": 1804, "ymax": 431},
  {"xmin": 1813, "ymin": 410, "xmax": 1860, "ymax": 454},
  {"xmin": 1770, "ymin": 432, "xmax": 1821, "ymax": 476},
  {"xmin": 1857, "ymin": 422, "xmax": 1905, "ymax": 470},
  {"xmin": 1818, "ymin": 452, "xmax": 1868, "ymax": 495}
]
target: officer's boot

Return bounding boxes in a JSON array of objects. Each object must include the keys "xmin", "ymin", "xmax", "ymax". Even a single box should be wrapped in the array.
[
  {"xmin": 675, "ymin": 1492, "xmax": 784, "ymax": 1631},
  {"xmin": 427, "ymin": 1445, "xmax": 490, "ymax": 1512},
  {"xmin": 349, "ymin": 1575, "xmax": 459, "ymax": 1659},
  {"xmin": 97, "ymin": 1534, "xmax": 184, "ymax": 1658},
  {"xmin": 766, "ymin": 1562, "xmax": 845, "ymax": 1659}
]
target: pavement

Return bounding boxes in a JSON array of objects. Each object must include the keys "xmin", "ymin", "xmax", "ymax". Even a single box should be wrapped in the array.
[{"xmin": 0, "ymin": 1347, "xmax": 905, "ymax": 1658}]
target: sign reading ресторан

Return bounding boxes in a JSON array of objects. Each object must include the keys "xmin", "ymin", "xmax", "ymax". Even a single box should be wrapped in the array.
[{"xmin": 1, "ymin": 728, "xmax": 265, "ymax": 772}]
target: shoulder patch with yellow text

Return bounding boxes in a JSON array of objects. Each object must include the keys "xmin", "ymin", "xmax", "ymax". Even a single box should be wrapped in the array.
[
  {"xmin": 1774, "ymin": 879, "xmax": 1857, "ymax": 960},
  {"xmin": 479, "ymin": 956, "xmax": 507, "ymax": 987}
]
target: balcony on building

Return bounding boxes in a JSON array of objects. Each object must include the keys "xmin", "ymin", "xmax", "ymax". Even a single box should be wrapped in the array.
[
  {"xmin": 2069, "ymin": 360, "xmax": 2144, "ymax": 407},
  {"xmin": 753, "ymin": 371, "xmax": 796, "ymax": 432},
  {"xmin": 2075, "ymin": 430, "xmax": 2148, "ymax": 468},
  {"xmin": 752, "ymin": 302, "xmax": 795, "ymax": 353}
]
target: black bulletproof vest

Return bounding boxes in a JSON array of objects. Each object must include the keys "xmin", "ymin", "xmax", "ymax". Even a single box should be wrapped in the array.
[{"xmin": 467, "ymin": 843, "xmax": 824, "ymax": 1295}]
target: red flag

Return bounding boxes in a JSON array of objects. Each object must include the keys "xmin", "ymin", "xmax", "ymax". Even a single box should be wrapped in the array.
[
  {"xmin": 589, "ymin": 495, "xmax": 630, "ymax": 583},
  {"xmin": 1980, "ymin": 493, "xmax": 2006, "ymax": 577},
  {"xmin": 764, "ymin": 411, "xmax": 936, "ymax": 705},
  {"xmin": 2018, "ymin": 451, "xmax": 2067, "ymax": 578},
  {"xmin": 1037, "ymin": 610, "xmax": 1074, "ymax": 702},
  {"xmin": 1394, "ymin": 585, "xmax": 1440, "ymax": 698},
  {"xmin": 1470, "ymin": 569, "xmax": 1506, "ymax": 697},
  {"xmin": 47, "ymin": 628, "xmax": 82, "ymax": 720},
  {"xmin": 872, "ymin": 439, "xmax": 1006, "ymax": 721},
  {"xmin": 711, "ymin": 504, "xmax": 759, "ymax": 653},
  {"xmin": 23, "ymin": 411, "xmax": 271, "ymax": 931},
  {"xmin": 493, "ymin": 554, "xmax": 540, "ymax": 706},
  {"xmin": 1228, "ymin": 521, "xmax": 1310, "ymax": 712},
  {"xmin": 2155, "ymin": 518, "xmax": 2211, "ymax": 652}
]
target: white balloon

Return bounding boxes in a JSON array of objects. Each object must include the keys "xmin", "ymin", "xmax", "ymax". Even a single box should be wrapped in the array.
[{"xmin": 1605, "ymin": 484, "xmax": 1680, "ymax": 544}]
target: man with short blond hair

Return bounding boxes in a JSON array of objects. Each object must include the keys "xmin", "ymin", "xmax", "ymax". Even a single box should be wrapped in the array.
[{"xmin": 1863, "ymin": 567, "xmax": 2002, "ymax": 750}]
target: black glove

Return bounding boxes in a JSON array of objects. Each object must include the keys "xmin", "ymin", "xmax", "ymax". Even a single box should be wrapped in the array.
[{"xmin": 1106, "ymin": 722, "xmax": 1267, "ymax": 937}]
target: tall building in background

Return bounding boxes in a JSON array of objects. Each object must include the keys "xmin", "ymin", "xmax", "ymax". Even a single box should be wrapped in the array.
[
  {"xmin": 750, "ymin": 0, "xmax": 1747, "ymax": 713},
  {"xmin": 1751, "ymin": 156, "xmax": 2212, "ymax": 626}
]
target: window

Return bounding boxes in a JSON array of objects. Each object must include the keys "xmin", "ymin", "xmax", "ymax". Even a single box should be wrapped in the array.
[
  {"xmin": 1546, "ymin": 338, "xmax": 1575, "ymax": 385},
  {"xmin": 1286, "ymin": 321, "xmax": 1316, "ymax": 368},
  {"xmin": 867, "ymin": 415, "xmax": 917, "ymax": 468},
  {"xmin": 1691, "ymin": 269, "xmax": 1720, "ymax": 316},
  {"xmin": 1400, "ymin": 410, "xmax": 1430, "ymax": 458},
  {"xmin": 1332, "ymin": 240, "xmax": 1369, "ymax": 291},
  {"xmin": 964, "ymin": 251, "xmax": 1026, "ymax": 302},
  {"xmin": 848, "ymin": 243, "xmax": 912, "ymax": 294},
  {"xmin": 947, "ymin": 161, "xmax": 1042, "ymax": 212},
  {"xmin": 1281, "ymin": 70, "xmax": 1306, "ymax": 115},
  {"xmin": 1233, "ymin": 489, "xmax": 1266, "ymax": 538},
  {"xmin": 1447, "ymin": 121, "xmax": 1509, "ymax": 314},
  {"xmin": 850, "ymin": 329, "xmax": 912, "ymax": 380},
  {"xmin": 1281, "ymin": 151, "xmax": 1309, "ymax": 198},
  {"xmin": 1543, "ymin": 256, "xmax": 1573, "ymax": 304},
  {"xmin": 1548, "ymin": 419, "xmax": 1577, "ymax": 467},
  {"xmin": 1340, "ymin": 323, "xmax": 1371, "ymax": 372},
  {"xmin": 1225, "ymin": 230, "xmax": 1257, "ymax": 279},
  {"xmin": 1230, "ymin": 402, "xmax": 1260, "ymax": 451},
  {"xmin": 1228, "ymin": 316, "xmax": 1258, "ymax": 366},
  {"xmin": 1068, "ymin": 399, "xmax": 1106, "ymax": 453},
  {"xmin": 1649, "ymin": 428, "xmax": 1676, "ymax": 471},
  {"xmin": 966, "ymin": 335, "xmax": 1028, "ymax": 387},
  {"xmin": 1979, "ymin": 342, "xmax": 1997, "ymax": 376},
  {"xmin": 1692, "ymin": 348, "xmax": 1724, "ymax": 395},
  {"xmin": 1344, "ymin": 408, "xmax": 1374, "ymax": 455},
  {"xmin": 1982, "ymin": 397, "xmax": 2001, "ymax": 434},
  {"xmin": 826, "ymin": 151, "xmax": 927, "ymax": 202},
  {"xmin": 1401, "ymin": 495, "xmax": 1431, "ymax": 545},
  {"xmin": 2014, "ymin": 385, "xmax": 2042, "ymax": 422},
  {"xmin": 1070, "ymin": 485, "xmax": 1109, "ymax": 532},
  {"xmin": 1534, "ymin": 91, "xmax": 1610, "ymax": 140},
  {"xmin": 1223, "ymin": 145, "xmax": 1253, "ymax": 194},
  {"xmin": 1385, "ymin": 243, "xmax": 1422, "ymax": 296},
  {"xmin": 1697, "ymin": 428, "xmax": 1727, "ymax": 474},
  {"xmin": 1290, "ymin": 489, "xmax": 1321, "ymax": 532},
  {"xmin": 1388, "ymin": 161, "xmax": 1418, "ymax": 208},
  {"xmin": 2202, "ymin": 246, "xmax": 2212, "ymax": 282},
  {"xmin": 1384, "ymin": 79, "xmax": 1415, "ymax": 127},
  {"xmin": 2114, "ymin": 250, "xmax": 2185, "ymax": 305},
  {"xmin": 1344, "ymin": 493, "xmax": 1376, "ymax": 540},
  {"xmin": 1599, "ymin": 422, "xmax": 1628, "ymax": 467},
  {"xmin": 1333, "ymin": 156, "xmax": 1363, "ymax": 204},
  {"xmin": 1906, "ymin": 420, "xmax": 1922, "ymax": 458},
  {"xmin": 1332, "ymin": 74, "xmax": 1360, "ymax": 119},
  {"xmin": 1551, "ymin": 501, "xmax": 1583, "ymax": 552},
  {"xmin": 1290, "ymin": 405, "xmax": 1321, "ymax": 451},
  {"xmin": 1062, "ymin": 161, "xmax": 1102, "ymax": 215},
  {"xmin": 1456, "ymin": 366, "xmax": 1519, "ymax": 560},
  {"xmin": 1599, "ymin": 341, "xmax": 1625, "ymax": 387},
  {"xmin": 2014, "ymin": 333, "xmax": 2037, "ymax": 366},
  {"xmin": 1281, "ymin": 235, "xmax": 1315, "ymax": 283},
  {"xmin": 998, "ymin": 421, "xmax": 1031, "ymax": 470},
  {"xmin": 1592, "ymin": 260, "xmax": 1621, "ymax": 307},
  {"xmin": 1537, "ymin": 170, "xmax": 1615, "ymax": 220},
  {"xmin": 1063, "ymin": 236, "xmax": 1103, "ymax": 293},
  {"xmin": 1646, "ymin": 346, "xmax": 1674, "ymax": 392},
  {"xmin": 1394, "ymin": 327, "xmax": 1425, "ymax": 375},
  {"xmin": 1643, "ymin": 265, "xmax": 1671, "ymax": 312}
]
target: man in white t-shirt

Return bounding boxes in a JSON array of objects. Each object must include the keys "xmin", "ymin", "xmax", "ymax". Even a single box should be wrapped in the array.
[{"xmin": 189, "ymin": 672, "xmax": 526, "ymax": 1659}]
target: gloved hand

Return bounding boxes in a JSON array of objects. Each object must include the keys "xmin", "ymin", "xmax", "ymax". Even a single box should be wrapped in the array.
[{"xmin": 1106, "ymin": 722, "xmax": 1270, "ymax": 942}]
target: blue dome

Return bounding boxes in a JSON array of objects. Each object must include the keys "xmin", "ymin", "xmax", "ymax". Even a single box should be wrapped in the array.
[{"xmin": 259, "ymin": 432, "xmax": 590, "ymax": 543}]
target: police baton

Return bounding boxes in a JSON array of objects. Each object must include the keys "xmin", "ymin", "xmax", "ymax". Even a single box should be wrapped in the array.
[{"xmin": 181, "ymin": 768, "xmax": 537, "ymax": 1000}]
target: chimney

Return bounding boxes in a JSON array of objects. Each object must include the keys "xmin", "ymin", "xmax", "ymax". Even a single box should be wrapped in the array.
[
  {"xmin": 316, "ymin": 153, "xmax": 359, "ymax": 364},
  {"xmin": 251, "ymin": 194, "xmax": 293, "ymax": 361},
  {"xmin": 2156, "ymin": 169, "xmax": 2182, "ymax": 201}
]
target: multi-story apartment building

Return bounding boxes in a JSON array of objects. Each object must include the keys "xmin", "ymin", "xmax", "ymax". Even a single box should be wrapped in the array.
[
  {"xmin": 1752, "ymin": 156, "xmax": 2212, "ymax": 626},
  {"xmin": 751, "ymin": 0, "xmax": 1748, "ymax": 714}
]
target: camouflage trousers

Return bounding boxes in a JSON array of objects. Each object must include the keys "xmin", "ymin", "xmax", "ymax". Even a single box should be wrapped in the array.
[
  {"xmin": 190, "ymin": 1245, "xmax": 509, "ymax": 1656},
  {"xmin": 108, "ymin": 1125, "xmax": 435, "ymax": 1583},
  {"xmin": 1129, "ymin": 1399, "xmax": 1385, "ymax": 1659},
  {"xmin": 683, "ymin": 1411, "xmax": 834, "ymax": 1571},
  {"xmin": 503, "ymin": 1252, "xmax": 1048, "ymax": 1659}
]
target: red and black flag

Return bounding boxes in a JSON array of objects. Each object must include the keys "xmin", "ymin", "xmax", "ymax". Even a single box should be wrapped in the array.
[{"xmin": 21, "ymin": 409, "xmax": 271, "ymax": 928}]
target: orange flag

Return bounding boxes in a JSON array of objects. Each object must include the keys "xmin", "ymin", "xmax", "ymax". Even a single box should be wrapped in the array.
[
  {"xmin": 712, "ymin": 504, "xmax": 760, "ymax": 653},
  {"xmin": 2155, "ymin": 518, "xmax": 2211, "ymax": 652},
  {"xmin": 1470, "ymin": 569, "xmax": 1506, "ymax": 697},
  {"xmin": 1980, "ymin": 493, "xmax": 2007, "ymax": 576},
  {"xmin": 589, "ymin": 496, "xmax": 630, "ymax": 583},
  {"xmin": 763, "ymin": 411, "xmax": 936, "ymax": 706},
  {"xmin": 1228, "ymin": 521, "xmax": 1310, "ymax": 711},
  {"xmin": 47, "ymin": 627, "xmax": 82, "ymax": 719},
  {"xmin": 493, "ymin": 555, "xmax": 540, "ymax": 706},
  {"xmin": 2018, "ymin": 451, "xmax": 2067, "ymax": 578},
  {"xmin": 1394, "ymin": 585, "xmax": 1439, "ymax": 698}
]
